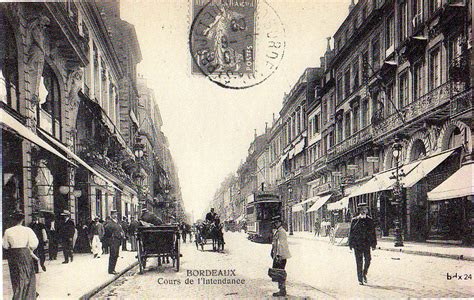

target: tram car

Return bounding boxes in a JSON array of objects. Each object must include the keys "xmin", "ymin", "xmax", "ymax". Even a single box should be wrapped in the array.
[{"xmin": 246, "ymin": 193, "xmax": 282, "ymax": 243}]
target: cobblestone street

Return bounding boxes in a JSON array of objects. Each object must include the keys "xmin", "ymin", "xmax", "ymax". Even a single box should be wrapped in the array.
[{"xmin": 95, "ymin": 232, "xmax": 473, "ymax": 299}]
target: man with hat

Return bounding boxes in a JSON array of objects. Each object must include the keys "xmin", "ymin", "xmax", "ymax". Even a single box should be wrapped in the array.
[
  {"xmin": 205, "ymin": 208, "xmax": 217, "ymax": 224},
  {"xmin": 270, "ymin": 215, "xmax": 291, "ymax": 296},
  {"xmin": 29, "ymin": 213, "xmax": 48, "ymax": 272},
  {"xmin": 139, "ymin": 208, "xmax": 163, "ymax": 226},
  {"xmin": 348, "ymin": 202, "xmax": 377, "ymax": 285},
  {"xmin": 58, "ymin": 210, "xmax": 75, "ymax": 264},
  {"xmin": 103, "ymin": 210, "xmax": 125, "ymax": 275}
]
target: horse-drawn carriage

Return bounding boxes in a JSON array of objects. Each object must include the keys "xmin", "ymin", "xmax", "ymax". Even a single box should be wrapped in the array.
[
  {"xmin": 136, "ymin": 225, "xmax": 180, "ymax": 273},
  {"xmin": 194, "ymin": 222, "xmax": 224, "ymax": 251}
]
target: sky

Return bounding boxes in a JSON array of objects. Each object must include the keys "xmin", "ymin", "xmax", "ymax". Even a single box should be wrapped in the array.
[{"xmin": 120, "ymin": 0, "xmax": 351, "ymax": 220}]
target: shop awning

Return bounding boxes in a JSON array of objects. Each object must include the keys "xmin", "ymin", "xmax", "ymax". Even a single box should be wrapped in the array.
[
  {"xmin": 427, "ymin": 163, "xmax": 474, "ymax": 201},
  {"xmin": 349, "ymin": 161, "xmax": 419, "ymax": 198},
  {"xmin": 1, "ymin": 109, "xmax": 76, "ymax": 166},
  {"xmin": 306, "ymin": 194, "xmax": 332, "ymax": 213},
  {"xmin": 293, "ymin": 138, "xmax": 305, "ymax": 156},
  {"xmin": 327, "ymin": 197, "xmax": 349, "ymax": 211},
  {"xmin": 38, "ymin": 129, "xmax": 121, "ymax": 191},
  {"xmin": 292, "ymin": 203, "xmax": 305, "ymax": 212},
  {"xmin": 402, "ymin": 149, "xmax": 455, "ymax": 188}
]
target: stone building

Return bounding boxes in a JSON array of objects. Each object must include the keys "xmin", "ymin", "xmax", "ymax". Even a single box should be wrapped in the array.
[{"xmin": 1, "ymin": 2, "xmax": 184, "ymax": 228}]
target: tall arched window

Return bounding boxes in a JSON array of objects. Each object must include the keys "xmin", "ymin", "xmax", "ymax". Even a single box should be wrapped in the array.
[
  {"xmin": 0, "ymin": 13, "xmax": 19, "ymax": 111},
  {"xmin": 38, "ymin": 64, "xmax": 62, "ymax": 139},
  {"xmin": 410, "ymin": 139, "xmax": 426, "ymax": 161}
]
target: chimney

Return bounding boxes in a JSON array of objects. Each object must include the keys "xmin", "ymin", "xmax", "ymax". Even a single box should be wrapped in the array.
[
  {"xmin": 254, "ymin": 129, "xmax": 257, "ymax": 139},
  {"xmin": 272, "ymin": 113, "xmax": 276, "ymax": 124},
  {"xmin": 320, "ymin": 56, "xmax": 326, "ymax": 70},
  {"xmin": 349, "ymin": 0, "xmax": 355, "ymax": 12},
  {"xmin": 265, "ymin": 122, "xmax": 268, "ymax": 133},
  {"xmin": 326, "ymin": 37, "xmax": 331, "ymax": 53}
]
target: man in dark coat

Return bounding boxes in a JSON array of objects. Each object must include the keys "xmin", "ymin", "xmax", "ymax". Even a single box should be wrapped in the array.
[
  {"xmin": 128, "ymin": 216, "xmax": 140, "ymax": 251},
  {"xmin": 58, "ymin": 210, "xmax": 75, "ymax": 264},
  {"xmin": 120, "ymin": 217, "xmax": 129, "ymax": 251},
  {"xmin": 139, "ymin": 209, "xmax": 163, "ymax": 226},
  {"xmin": 104, "ymin": 210, "xmax": 124, "ymax": 275},
  {"xmin": 348, "ymin": 203, "xmax": 377, "ymax": 285},
  {"xmin": 29, "ymin": 214, "xmax": 48, "ymax": 272},
  {"xmin": 205, "ymin": 208, "xmax": 217, "ymax": 224}
]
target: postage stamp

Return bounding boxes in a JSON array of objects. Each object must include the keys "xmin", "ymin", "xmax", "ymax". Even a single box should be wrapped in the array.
[{"xmin": 189, "ymin": 0, "xmax": 285, "ymax": 89}]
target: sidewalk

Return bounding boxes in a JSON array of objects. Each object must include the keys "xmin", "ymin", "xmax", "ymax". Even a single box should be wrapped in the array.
[
  {"xmin": 3, "ymin": 249, "xmax": 137, "ymax": 299},
  {"xmin": 290, "ymin": 231, "xmax": 474, "ymax": 261}
]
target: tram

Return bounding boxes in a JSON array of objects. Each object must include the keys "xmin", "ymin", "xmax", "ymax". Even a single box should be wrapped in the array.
[{"xmin": 246, "ymin": 193, "xmax": 282, "ymax": 243}]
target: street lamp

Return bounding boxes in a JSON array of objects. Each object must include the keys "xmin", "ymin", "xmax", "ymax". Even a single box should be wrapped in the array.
[
  {"xmin": 288, "ymin": 186, "xmax": 293, "ymax": 235},
  {"xmin": 134, "ymin": 142, "xmax": 145, "ymax": 213},
  {"xmin": 391, "ymin": 139, "xmax": 405, "ymax": 247}
]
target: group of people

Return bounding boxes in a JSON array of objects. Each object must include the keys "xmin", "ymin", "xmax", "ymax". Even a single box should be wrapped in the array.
[{"xmin": 269, "ymin": 202, "xmax": 377, "ymax": 296}]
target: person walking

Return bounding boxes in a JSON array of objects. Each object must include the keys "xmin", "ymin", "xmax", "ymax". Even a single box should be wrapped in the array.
[
  {"xmin": 128, "ymin": 216, "xmax": 139, "ymax": 251},
  {"xmin": 104, "ymin": 210, "xmax": 125, "ymax": 275},
  {"xmin": 28, "ymin": 214, "xmax": 48, "ymax": 272},
  {"xmin": 58, "ymin": 210, "xmax": 75, "ymax": 264},
  {"xmin": 120, "ymin": 216, "xmax": 129, "ymax": 251},
  {"xmin": 46, "ymin": 215, "xmax": 58, "ymax": 260},
  {"xmin": 89, "ymin": 217, "xmax": 104, "ymax": 258},
  {"xmin": 314, "ymin": 219, "xmax": 321, "ymax": 237},
  {"xmin": 102, "ymin": 217, "xmax": 111, "ymax": 254},
  {"xmin": 270, "ymin": 215, "xmax": 291, "ymax": 297},
  {"xmin": 348, "ymin": 203, "xmax": 377, "ymax": 285},
  {"xmin": 3, "ymin": 211, "xmax": 39, "ymax": 299}
]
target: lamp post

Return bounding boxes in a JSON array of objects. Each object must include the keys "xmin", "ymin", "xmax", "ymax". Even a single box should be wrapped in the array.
[
  {"xmin": 288, "ymin": 186, "xmax": 293, "ymax": 235},
  {"xmin": 134, "ymin": 143, "xmax": 145, "ymax": 213},
  {"xmin": 391, "ymin": 139, "xmax": 405, "ymax": 247}
]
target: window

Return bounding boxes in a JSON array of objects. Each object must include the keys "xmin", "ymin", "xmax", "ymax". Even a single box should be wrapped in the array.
[
  {"xmin": 386, "ymin": 14, "xmax": 395, "ymax": 50},
  {"xmin": 371, "ymin": 38, "xmax": 380, "ymax": 70},
  {"xmin": 385, "ymin": 82, "xmax": 395, "ymax": 116},
  {"xmin": 352, "ymin": 59, "xmax": 359, "ymax": 90},
  {"xmin": 336, "ymin": 76, "xmax": 343, "ymax": 104},
  {"xmin": 353, "ymin": 105, "xmax": 360, "ymax": 133},
  {"xmin": 413, "ymin": 61, "xmax": 424, "ymax": 100},
  {"xmin": 429, "ymin": 47, "xmax": 442, "ymax": 90},
  {"xmin": 314, "ymin": 114, "xmax": 320, "ymax": 134},
  {"xmin": 38, "ymin": 64, "xmax": 62, "ymax": 139},
  {"xmin": 361, "ymin": 51, "xmax": 369, "ymax": 84},
  {"xmin": 399, "ymin": 1, "xmax": 408, "ymax": 42},
  {"xmin": 296, "ymin": 109, "xmax": 301, "ymax": 134},
  {"xmin": 1, "ymin": 16, "xmax": 19, "ymax": 111},
  {"xmin": 344, "ymin": 69, "xmax": 351, "ymax": 98},
  {"xmin": 336, "ymin": 117, "xmax": 343, "ymax": 143},
  {"xmin": 322, "ymin": 100, "xmax": 327, "ymax": 123},
  {"xmin": 399, "ymin": 72, "xmax": 409, "ymax": 108},
  {"xmin": 413, "ymin": 0, "xmax": 423, "ymax": 29},
  {"xmin": 96, "ymin": 189, "xmax": 102, "ymax": 217},
  {"xmin": 344, "ymin": 113, "xmax": 351, "ymax": 138},
  {"xmin": 361, "ymin": 99, "xmax": 368, "ymax": 127}
]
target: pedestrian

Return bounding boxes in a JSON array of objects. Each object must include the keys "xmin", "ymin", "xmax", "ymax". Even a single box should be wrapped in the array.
[
  {"xmin": 58, "ymin": 210, "xmax": 75, "ymax": 264},
  {"xmin": 314, "ymin": 219, "xmax": 321, "ymax": 237},
  {"xmin": 102, "ymin": 217, "xmax": 110, "ymax": 254},
  {"xmin": 3, "ymin": 211, "xmax": 39, "ymax": 299},
  {"xmin": 139, "ymin": 208, "xmax": 163, "ymax": 226},
  {"xmin": 45, "ymin": 214, "xmax": 58, "ymax": 260},
  {"xmin": 28, "ymin": 213, "xmax": 48, "ymax": 272},
  {"xmin": 348, "ymin": 202, "xmax": 377, "ymax": 285},
  {"xmin": 104, "ymin": 210, "xmax": 125, "ymax": 275},
  {"xmin": 89, "ymin": 216, "xmax": 104, "ymax": 258},
  {"xmin": 74, "ymin": 221, "xmax": 91, "ymax": 253},
  {"xmin": 128, "ymin": 216, "xmax": 139, "ymax": 251},
  {"xmin": 269, "ymin": 215, "xmax": 291, "ymax": 297},
  {"xmin": 180, "ymin": 222, "xmax": 187, "ymax": 243},
  {"xmin": 120, "ymin": 216, "xmax": 129, "ymax": 251}
]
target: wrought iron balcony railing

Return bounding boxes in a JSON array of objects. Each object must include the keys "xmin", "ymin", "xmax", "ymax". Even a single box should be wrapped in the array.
[{"xmin": 329, "ymin": 125, "xmax": 373, "ymax": 160}]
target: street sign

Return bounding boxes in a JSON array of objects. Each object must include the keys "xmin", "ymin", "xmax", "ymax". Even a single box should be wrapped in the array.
[{"xmin": 367, "ymin": 156, "xmax": 379, "ymax": 163}]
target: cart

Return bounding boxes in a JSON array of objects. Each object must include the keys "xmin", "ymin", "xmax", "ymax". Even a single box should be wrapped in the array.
[
  {"xmin": 330, "ymin": 222, "xmax": 351, "ymax": 246},
  {"xmin": 136, "ymin": 225, "xmax": 180, "ymax": 273}
]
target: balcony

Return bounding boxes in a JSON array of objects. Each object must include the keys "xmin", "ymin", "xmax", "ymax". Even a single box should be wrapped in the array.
[
  {"xmin": 373, "ymin": 81, "xmax": 452, "ymax": 139},
  {"xmin": 328, "ymin": 125, "xmax": 373, "ymax": 161},
  {"xmin": 450, "ymin": 87, "xmax": 473, "ymax": 118}
]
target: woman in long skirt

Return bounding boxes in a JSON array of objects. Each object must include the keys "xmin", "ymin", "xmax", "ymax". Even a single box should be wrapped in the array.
[{"xmin": 3, "ymin": 211, "xmax": 39, "ymax": 299}]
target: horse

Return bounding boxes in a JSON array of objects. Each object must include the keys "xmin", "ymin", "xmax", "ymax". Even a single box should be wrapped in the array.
[{"xmin": 209, "ymin": 223, "xmax": 224, "ymax": 252}]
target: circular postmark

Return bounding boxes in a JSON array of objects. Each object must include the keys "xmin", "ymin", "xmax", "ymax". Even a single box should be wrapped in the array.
[{"xmin": 189, "ymin": 0, "xmax": 285, "ymax": 89}]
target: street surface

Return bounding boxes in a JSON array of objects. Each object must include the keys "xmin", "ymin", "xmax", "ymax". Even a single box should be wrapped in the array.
[{"xmin": 95, "ymin": 232, "xmax": 473, "ymax": 299}]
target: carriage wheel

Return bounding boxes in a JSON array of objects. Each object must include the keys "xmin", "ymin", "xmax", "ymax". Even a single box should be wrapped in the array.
[{"xmin": 137, "ymin": 242, "xmax": 144, "ymax": 274}]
